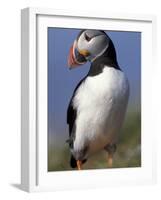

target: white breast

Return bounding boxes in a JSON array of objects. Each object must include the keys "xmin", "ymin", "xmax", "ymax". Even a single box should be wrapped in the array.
[{"xmin": 73, "ymin": 67, "xmax": 129, "ymax": 155}]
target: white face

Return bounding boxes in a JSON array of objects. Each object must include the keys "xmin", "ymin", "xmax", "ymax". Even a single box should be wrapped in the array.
[{"xmin": 77, "ymin": 30, "xmax": 110, "ymax": 61}]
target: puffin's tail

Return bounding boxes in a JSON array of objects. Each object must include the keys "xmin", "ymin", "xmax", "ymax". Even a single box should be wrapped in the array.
[{"xmin": 70, "ymin": 155, "xmax": 87, "ymax": 168}]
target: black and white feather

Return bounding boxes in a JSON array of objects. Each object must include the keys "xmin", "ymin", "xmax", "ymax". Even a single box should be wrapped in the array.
[{"xmin": 67, "ymin": 30, "xmax": 129, "ymax": 168}]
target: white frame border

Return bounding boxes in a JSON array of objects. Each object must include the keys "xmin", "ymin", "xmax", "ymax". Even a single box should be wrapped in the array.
[{"xmin": 21, "ymin": 7, "xmax": 157, "ymax": 192}]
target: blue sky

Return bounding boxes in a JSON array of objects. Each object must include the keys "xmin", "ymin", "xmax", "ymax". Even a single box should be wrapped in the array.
[{"xmin": 48, "ymin": 28, "xmax": 141, "ymax": 143}]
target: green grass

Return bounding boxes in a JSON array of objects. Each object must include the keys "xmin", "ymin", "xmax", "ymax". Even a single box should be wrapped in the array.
[{"xmin": 48, "ymin": 111, "xmax": 141, "ymax": 171}]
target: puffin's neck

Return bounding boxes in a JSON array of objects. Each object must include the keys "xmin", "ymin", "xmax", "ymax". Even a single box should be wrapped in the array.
[{"xmin": 88, "ymin": 41, "xmax": 121, "ymax": 77}]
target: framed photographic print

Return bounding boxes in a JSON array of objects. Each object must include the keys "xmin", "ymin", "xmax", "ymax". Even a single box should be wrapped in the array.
[{"xmin": 21, "ymin": 7, "xmax": 156, "ymax": 192}]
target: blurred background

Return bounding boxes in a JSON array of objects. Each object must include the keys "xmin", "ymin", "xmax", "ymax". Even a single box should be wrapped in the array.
[{"xmin": 48, "ymin": 28, "xmax": 141, "ymax": 171}]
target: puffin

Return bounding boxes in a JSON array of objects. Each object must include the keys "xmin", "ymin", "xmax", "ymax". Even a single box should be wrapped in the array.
[{"xmin": 67, "ymin": 30, "xmax": 129, "ymax": 170}]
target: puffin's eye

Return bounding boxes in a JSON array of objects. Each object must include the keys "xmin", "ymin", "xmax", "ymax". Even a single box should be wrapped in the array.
[{"xmin": 84, "ymin": 33, "xmax": 91, "ymax": 42}]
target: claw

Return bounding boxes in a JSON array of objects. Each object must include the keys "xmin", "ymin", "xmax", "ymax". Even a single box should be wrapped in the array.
[
  {"xmin": 77, "ymin": 160, "xmax": 82, "ymax": 170},
  {"xmin": 108, "ymin": 153, "xmax": 113, "ymax": 168}
]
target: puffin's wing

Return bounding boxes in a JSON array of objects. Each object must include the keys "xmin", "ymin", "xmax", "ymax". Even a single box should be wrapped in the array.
[
  {"xmin": 67, "ymin": 76, "xmax": 87, "ymax": 144},
  {"xmin": 67, "ymin": 99, "xmax": 76, "ymax": 136}
]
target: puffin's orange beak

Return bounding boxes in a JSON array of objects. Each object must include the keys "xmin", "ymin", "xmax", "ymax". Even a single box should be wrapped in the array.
[
  {"xmin": 68, "ymin": 45, "xmax": 81, "ymax": 68},
  {"xmin": 68, "ymin": 41, "xmax": 87, "ymax": 69}
]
